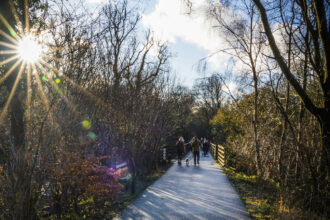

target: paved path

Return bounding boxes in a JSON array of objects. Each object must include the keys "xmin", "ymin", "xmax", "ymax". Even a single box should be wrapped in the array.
[{"xmin": 115, "ymin": 152, "xmax": 250, "ymax": 220}]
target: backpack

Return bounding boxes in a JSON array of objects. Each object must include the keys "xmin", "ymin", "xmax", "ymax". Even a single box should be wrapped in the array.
[{"xmin": 177, "ymin": 141, "xmax": 184, "ymax": 152}]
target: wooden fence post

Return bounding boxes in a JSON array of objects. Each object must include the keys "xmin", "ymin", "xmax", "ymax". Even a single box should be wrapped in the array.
[
  {"xmin": 210, "ymin": 143, "xmax": 225, "ymax": 167},
  {"xmin": 217, "ymin": 145, "xmax": 225, "ymax": 167},
  {"xmin": 215, "ymin": 144, "xmax": 218, "ymax": 161}
]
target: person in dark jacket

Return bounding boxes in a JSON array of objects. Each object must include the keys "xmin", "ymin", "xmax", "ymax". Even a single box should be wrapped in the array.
[
  {"xmin": 204, "ymin": 139, "xmax": 210, "ymax": 156},
  {"xmin": 191, "ymin": 136, "xmax": 201, "ymax": 165},
  {"xmin": 176, "ymin": 136, "xmax": 185, "ymax": 165}
]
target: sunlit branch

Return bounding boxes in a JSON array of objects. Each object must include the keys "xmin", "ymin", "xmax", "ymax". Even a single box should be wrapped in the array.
[
  {"xmin": 32, "ymin": 63, "xmax": 55, "ymax": 125},
  {"xmin": 47, "ymin": 44, "xmax": 89, "ymax": 53},
  {"xmin": 33, "ymin": 64, "xmax": 61, "ymax": 132},
  {"xmin": 0, "ymin": 29, "xmax": 18, "ymax": 44},
  {"xmin": 48, "ymin": 55, "xmax": 71, "ymax": 66},
  {"xmin": 51, "ymin": 77, "xmax": 81, "ymax": 117},
  {"xmin": 0, "ymin": 54, "xmax": 20, "ymax": 66},
  {"xmin": 51, "ymin": 78, "xmax": 80, "ymax": 113},
  {"xmin": 47, "ymin": 46, "xmax": 65, "ymax": 52},
  {"xmin": 36, "ymin": 62, "xmax": 80, "ymax": 116},
  {"xmin": 0, "ymin": 61, "xmax": 26, "ymax": 122},
  {"xmin": 0, "ymin": 59, "xmax": 21, "ymax": 85},
  {"xmin": 40, "ymin": 60, "xmax": 109, "ymax": 108},
  {"xmin": 61, "ymin": 73, "xmax": 110, "ymax": 108}
]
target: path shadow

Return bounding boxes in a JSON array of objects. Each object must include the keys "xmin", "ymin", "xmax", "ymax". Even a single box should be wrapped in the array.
[{"xmin": 116, "ymin": 152, "xmax": 250, "ymax": 220}]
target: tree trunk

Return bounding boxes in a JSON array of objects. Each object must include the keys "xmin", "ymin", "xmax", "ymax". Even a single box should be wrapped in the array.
[
  {"xmin": 296, "ymin": 54, "xmax": 308, "ymax": 183},
  {"xmin": 253, "ymin": 71, "xmax": 263, "ymax": 177},
  {"xmin": 317, "ymin": 111, "xmax": 330, "ymax": 209},
  {"xmin": 279, "ymin": 82, "xmax": 290, "ymax": 186},
  {"xmin": 9, "ymin": 87, "xmax": 25, "ymax": 149},
  {"xmin": 279, "ymin": 26, "xmax": 292, "ymax": 186}
]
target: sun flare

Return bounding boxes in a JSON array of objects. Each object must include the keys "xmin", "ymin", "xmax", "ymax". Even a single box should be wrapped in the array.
[
  {"xmin": 17, "ymin": 34, "xmax": 42, "ymax": 63},
  {"xmin": 0, "ymin": 0, "xmax": 106, "ymax": 126}
]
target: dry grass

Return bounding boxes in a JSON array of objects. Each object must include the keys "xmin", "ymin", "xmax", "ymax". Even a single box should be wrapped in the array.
[{"xmin": 222, "ymin": 167, "xmax": 325, "ymax": 220}]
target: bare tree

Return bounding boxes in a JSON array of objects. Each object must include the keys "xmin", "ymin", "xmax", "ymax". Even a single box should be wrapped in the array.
[
  {"xmin": 252, "ymin": 0, "xmax": 329, "ymax": 209},
  {"xmin": 193, "ymin": 73, "xmax": 224, "ymax": 136},
  {"xmin": 205, "ymin": 0, "xmax": 266, "ymax": 176}
]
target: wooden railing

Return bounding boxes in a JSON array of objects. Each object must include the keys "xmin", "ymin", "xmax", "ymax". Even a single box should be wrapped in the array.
[
  {"xmin": 210, "ymin": 143, "xmax": 225, "ymax": 167},
  {"xmin": 160, "ymin": 145, "xmax": 177, "ymax": 162}
]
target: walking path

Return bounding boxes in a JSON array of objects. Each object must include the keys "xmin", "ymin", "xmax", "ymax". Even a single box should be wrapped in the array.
[{"xmin": 115, "ymin": 152, "xmax": 250, "ymax": 220}]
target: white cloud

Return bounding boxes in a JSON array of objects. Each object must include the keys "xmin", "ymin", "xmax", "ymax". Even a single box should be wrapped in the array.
[
  {"xmin": 206, "ymin": 52, "xmax": 230, "ymax": 70},
  {"xmin": 142, "ymin": 0, "xmax": 231, "ymax": 70},
  {"xmin": 223, "ymin": 81, "xmax": 238, "ymax": 95},
  {"xmin": 85, "ymin": 0, "xmax": 107, "ymax": 4},
  {"xmin": 232, "ymin": 58, "xmax": 250, "ymax": 75}
]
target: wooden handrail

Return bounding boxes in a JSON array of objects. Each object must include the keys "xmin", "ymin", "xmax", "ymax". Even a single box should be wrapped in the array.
[{"xmin": 210, "ymin": 143, "xmax": 225, "ymax": 167}]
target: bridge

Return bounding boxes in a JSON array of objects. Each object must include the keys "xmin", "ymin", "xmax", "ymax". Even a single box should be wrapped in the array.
[{"xmin": 115, "ymin": 144, "xmax": 249, "ymax": 220}]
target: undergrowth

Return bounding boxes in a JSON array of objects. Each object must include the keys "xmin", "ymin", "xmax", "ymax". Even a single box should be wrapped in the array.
[{"xmin": 222, "ymin": 166, "xmax": 326, "ymax": 220}]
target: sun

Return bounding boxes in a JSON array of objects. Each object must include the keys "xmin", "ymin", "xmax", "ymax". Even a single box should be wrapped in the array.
[
  {"xmin": 0, "ymin": 0, "xmax": 104, "ymax": 127},
  {"xmin": 17, "ymin": 34, "xmax": 42, "ymax": 63}
]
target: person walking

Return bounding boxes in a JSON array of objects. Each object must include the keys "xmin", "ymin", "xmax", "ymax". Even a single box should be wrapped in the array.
[
  {"xmin": 191, "ymin": 136, "xmax": 201, "ymax": 165},
  {"xmin": 204, "ymin": 139, "xmax": 210, "ymax": 156},
  {"xmin": 176, "ymin": 136, "xmax": 185, "ymax": 165},
  {"xmin": 200, "ymin": 137, "xmax": 204, "ymax": 156},
  {"xmin": 202, "ymin": 138, "xmax": 206, "ymax": 156}
]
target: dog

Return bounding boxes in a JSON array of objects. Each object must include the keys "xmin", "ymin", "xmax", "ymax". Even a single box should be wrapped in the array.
[{"xmin": 185, "ymin": 158, "xmax": 189, "ymax": 166}]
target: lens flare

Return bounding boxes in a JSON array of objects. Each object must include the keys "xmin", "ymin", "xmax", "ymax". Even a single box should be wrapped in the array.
[
  {"xmin": 17, "ymin": 34, "xmax": 42, "ymax": 63},
  {"xmin": 88, "ymin": 132, "xmax": 97, "ymax": 139},
  {"xmin": 82, "ymin": 120, "xmax": 91, "ymax": 129}
]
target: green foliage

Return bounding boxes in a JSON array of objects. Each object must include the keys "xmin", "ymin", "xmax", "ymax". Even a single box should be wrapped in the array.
[
  {"xmin": 190, "ymin": 74, "xmax": 224, "ymax": 138},
  {"xmin": 210, "ymin": 85, "xmax": 326, "ymax": 216},
  {"xmin": 210, "ymin": 105, "xmax": 242, "ymax": 143}
]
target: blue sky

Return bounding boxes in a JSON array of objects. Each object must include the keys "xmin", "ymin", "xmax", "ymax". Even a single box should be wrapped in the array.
[
  {"xmin": 141, "ymin": 0, "xmax": 229, "ymax": 87},
  {"xmin": 169, "ymin": 37, "xmax": 208, "ymax": 87},
  {"xmin": 84, "ymin": 0, "xmax": 234, "ymax": 89},
  {"xmin": 141, "ymin": 0, "xmax": 210, "ymax": 87}
]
